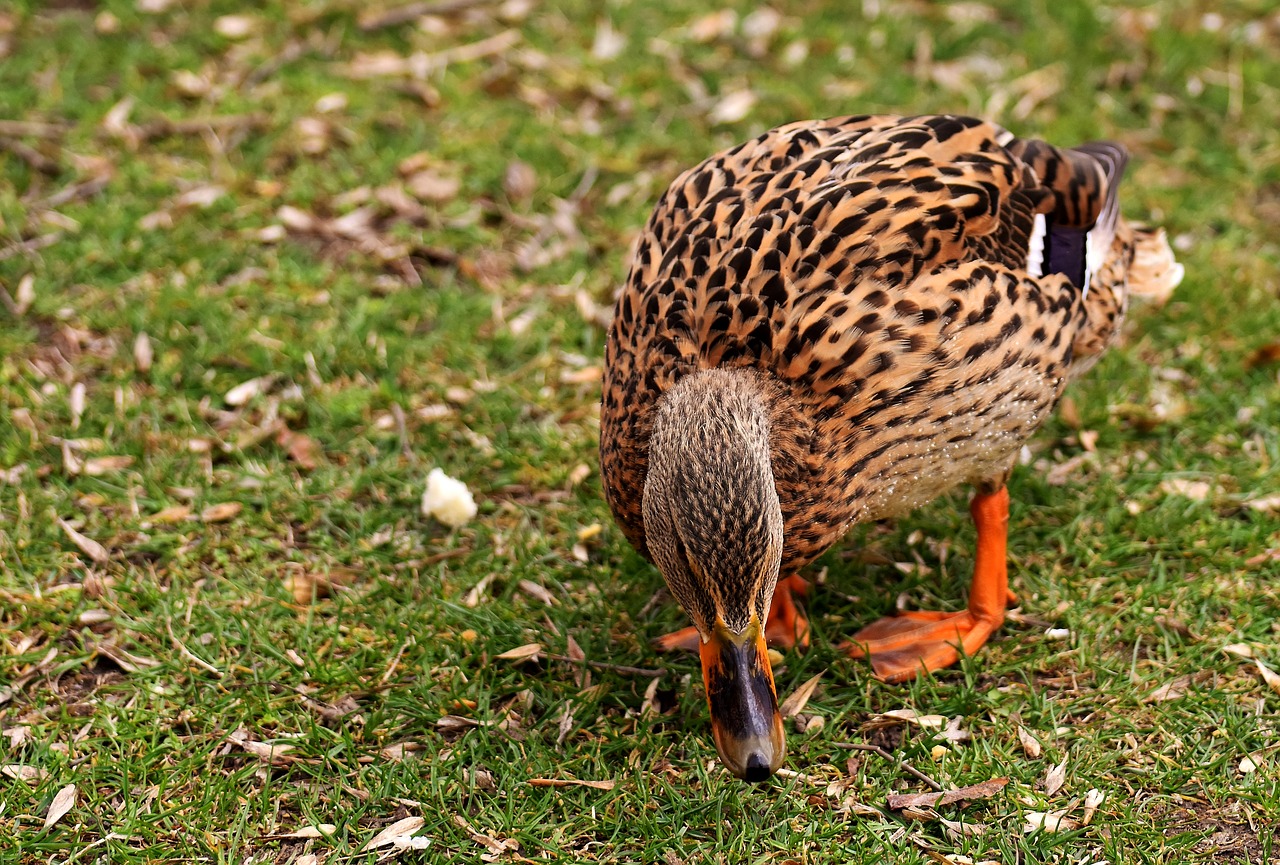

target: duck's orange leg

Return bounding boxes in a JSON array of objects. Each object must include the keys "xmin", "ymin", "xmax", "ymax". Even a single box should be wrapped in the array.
[
  {"xmin": 654, "ymin": 575, "xmax": 811, "ymax": 652},
  {"xmin": 845, "ymin": 487, "xmax": 1010, "ymax": 684}
]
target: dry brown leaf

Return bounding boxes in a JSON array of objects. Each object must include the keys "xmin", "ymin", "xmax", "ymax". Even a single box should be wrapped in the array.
[
  {"xmin": 1081, "ymin": 788, "xmax": 1105, "ymax": 824},
  {"xmin": 362, "ymin": 816, "xmax": 426, "ymax": 851},
  {"xmin": 708, "ymin": 89, "xmax": 756, "ymax": 125},
  {"xmin": 95, "ymin": 641, "xmax": 160, "ymax": 673},
  {"xmin": 503, "ymin": 160, "xmax": 537, "ymax": 202},
  {"xmin": 228, "ymin": 729, "xmax": 295, "ymax": 765},
  {"xmin": 887, "ymin": 777, "xmax": 1007, "ymax": 811},
  {"xmin": 14, "ymin": 274, "xmax": 35, "ymax": 315},
  {"xmin": 1245, "ymin": 493, "xmax": 1280, "ymax": 513},
  {"xmin": 1024, "ymin": 809, "xmax": 1079, "ymax": 833},
  {"xmin": 1144, "ymin": 674, "xmax": 1198, "ymax": 703},
  {"xmin": 284, "ymin": 568, "xmax": 354, "ymax": 604},
  {"xmin": 225, "ymin": 375, "xmax": 275, "ymax": 406},
  {"xmin": 213, "ymin": 14, "xmax": 257, "ymax": 39},
  {"xmin": 517, "ymin": 580, "xmax": 557, "ymax": 606},
  {"xmin": 2, "ymin": 764, "xmax": 46, "ymax": 785},
  {"xmin": 496, "ymin": 643, "xmax": 543, "ymax": 662},
  {"xmin": 689, "ymin": 9, "xmax": 737, "ymax": 42},
  {"xmin": 278, "ymin": 824, "xmax": 337, "ymax": 839},
  {"xmin": 381, "ymin": 741, "xmax": 425, "ymax": 762},
  {"xmin": 1160, "ymin": 477, "xmax": 1212, "ymax": 501},
  {"xmin": 1044, "ymin": 760, "xmax": 1067, "ymax": 798},
  {"xmin": 83, "ymin": 455, "xmax": 135, "ymax": 476},
  {"xmin": 1255, "ymin": 659, "xmax": 1280, "ymax": 694},
  {"xmin": 407, "ymin": 170, "xmax": 461, "ymax": 202},
  {"xmin": 528, "ymin": 777, "xmax": 616, "ymax": 790},
  {"xmin": 1017, "ymin": 726, "xmax": 1042, "ymax": 759},
  {"xmin": 277, "ymin": 429, "xmax": 320, "ymax": 470},
  {"xmin": 148, "ymin": 504, "xmax": 191, "ymax": 525},
  {"xmin": 58, "ymin": 519, "xmax": 109, "ymax": 563},
  {"xmin": 437, "ymin": 714, "xmax": 491, "ymax": 731},
  {"xmin": 867, "ymin": 709, "xmax": 947, "ymax": 729},
  {"xmin": 1245, "ymin": 342, "xmax": 1280, "ymax": 368},
  {"xmin": 778, "ymin": 671, "xmax": 824, "ymax": 718},
  {"xmin": 44, "ymin": 783, "xmax": 77, "ymax": 829},
  {"xmin": 200, "ymin": 502, "xmax": 242, "ymax": 523}
]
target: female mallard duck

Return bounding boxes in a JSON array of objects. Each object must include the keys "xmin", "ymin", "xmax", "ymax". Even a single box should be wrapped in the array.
[{"xmin": 600, "ymin": 114, "xmax": 1182, "ymax": 782}]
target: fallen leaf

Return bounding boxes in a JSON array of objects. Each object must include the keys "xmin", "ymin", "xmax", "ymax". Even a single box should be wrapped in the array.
[
  {"xmin": 1144, "ymin": 674, "xmax": 1198, "ymax": 703},
  {"xmin": 1081, "ymin": 788, "xmax": 1105, "ymax": 824},
  {"xmin": 148, "ymin": 504, "xmax": 191, "ymax": 525},
  {"xmin": 1223, "ymin": 643, "xmax": 1253, "ymax": 658},
  {"xmin": 1245, "ymin": 493, "xmax": 1280, "ymax": 513},
  {"xmin": 708, "ymin": 89, "xmax": 756, "ymax": 125},
  {"xmin": 496, "ymin": 643, "xmax": 543, "ymax": 662},
  {"xmin": 1024, "ymin": 809, "xmax": 1079, "ymax": 833},
  {"xmin": 200, "ymin": 502, "xmax": 242, "ymax": 523},
  {"xmin": 1043, "ymin": 760, "xmax": 1067, "ymax": 798},
  {"xmin": 887, "ymin": 777, "xmax": 1008, "ymax": 811},
  {"xmin": 937, "ymin": 715, "xmax": 970, "ymax": 744},
  {"xmin": 362, "ymin": 816, "xmax": 426, "ymax": 851},
  {"xmin": 517, "ymin": 579, "xmax": 558, "ymax": 606},
  {"xmin": 213, "ymin": 13, "xmax": 257, "ymax": 38},
  {"xmin": 778, "ymin": 671, "xmax": 824, "ymax": 718},
  {"xmin": 278, "ymin": 824, "xmax": 337, "ymax": 839},
  {"xmin": 1255, "ymin": 659, "xmax": 1280, "ymax": 694},
  {"xmin": 1159, "ymin": 477, "xmax": 1212, "ymax": 501},
  {"xmin": 407, "ymin": 170, "xmax": 460, "ymax": 202},
  {"xmin": 133, "ymin": 332, "xmax": 153, "ymax": 373},
  {"xmin": 1017, "ymin": 726, "xmax": 1042, "ymax": 759},
  {"xmin": 2, "ymin": 764, "xmax": 46, "ymax": 785},
  {"xmin": 528, "ymin": 778, "xmax": 616, "ymax": 790},
  {"xmin": 867, "ymin": 709, "xmax": 947, "ymax": 729},
  {"xmin": 43, "ymin": 783, "xmax": 77, "ymax": 829},
  {"xmin": 225, "ymin": 375, "xmax": 275, "ymax": 407},
  {"xmin": 283, "ymin": 568, "xmax": 355, "ymax": 604},
  {"xmin": 689, "ymin": 9, "xmax": 737, "ymax": 42},
  {"xmin": 83, "ymin": 455, "xmax": 135, "ymax": 476},
  {"xmin": 228, "ymin": 729, "xmax": 295, "ymax": 765},
  {"xmin": 15, "ymin": 274, "xmax": 35, "ymax": 315},
  {"xmin": 591, "ymin": 18, "xmax": 627, "ymax": 60},
  {"xmin": 1245, "ymin": 342, "xmax": 1280, "ymax": 368},
  {"xmin": 277, "ymin": 429, "xmax": 320, "ymax": 470},
  {"xmin": 381, "ymin": 742, "xmax": 425, "ymax": 762},
  {"xmin": 58, "ymin": 519, "xmax": 109, "ymax": 563}
]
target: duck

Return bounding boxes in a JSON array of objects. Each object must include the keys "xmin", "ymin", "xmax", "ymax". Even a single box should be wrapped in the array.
[{"xmin": 599, "ymin": 114, "xmax": 1183, "ymax": 782}]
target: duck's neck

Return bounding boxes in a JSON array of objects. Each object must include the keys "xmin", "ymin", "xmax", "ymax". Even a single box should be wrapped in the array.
[{"xmin": 643, "ymin": 369, "xmax": 783, "ymax": 632}]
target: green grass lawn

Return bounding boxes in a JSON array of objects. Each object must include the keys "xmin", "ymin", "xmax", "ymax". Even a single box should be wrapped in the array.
[{"xmin": 2, "ymin": 1, "xmax": 1278, "ymax": 862}]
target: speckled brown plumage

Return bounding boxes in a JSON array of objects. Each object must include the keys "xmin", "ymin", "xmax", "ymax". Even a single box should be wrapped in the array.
[{"xmin": 600, "ymin": 113, "xmax": 1180, "ymax": 627}]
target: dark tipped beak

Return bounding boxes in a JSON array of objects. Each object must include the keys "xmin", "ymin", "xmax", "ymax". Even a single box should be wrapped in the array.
[{"xmin": 699, "ymin": 618, "xmax": 786, "ymax": 782}]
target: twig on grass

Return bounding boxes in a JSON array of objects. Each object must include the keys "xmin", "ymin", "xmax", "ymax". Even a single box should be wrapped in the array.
[
  {"xmin": 0, "ymin": 136, "xmax": 60, "ymax": 174},
  {"xmin": 167, "ymin": 617, "xmax": 223, "ymax": 677},
  {"xmin": 833, "ymin": 742, "xmax": 944, "ymax": 792},
  {"xmin": 359, "ymin": 0, "xmax": 498, "ymax": 31},
  {"xmin": 544, "ymin": 653, "xmax": 667, "ymax": 678}
]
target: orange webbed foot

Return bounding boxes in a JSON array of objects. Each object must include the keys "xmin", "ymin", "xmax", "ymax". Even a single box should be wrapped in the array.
[
  {"xmin": 843, "ymin": 609, "xmax": 1000, "ymax": 684},
  {"xmin": 846, "ymin": 486, "xmax": 1012, "ymax": 684}
]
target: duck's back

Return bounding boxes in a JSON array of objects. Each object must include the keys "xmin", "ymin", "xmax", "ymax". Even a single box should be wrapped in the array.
[{"xmin": 601, "ymin": 114, "xmax": 1180, "ymax": 566}]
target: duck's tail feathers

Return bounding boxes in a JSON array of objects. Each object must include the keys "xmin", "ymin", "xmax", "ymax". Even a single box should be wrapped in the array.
[{"xmin": 1126, "ymin": 225, "xmax": 1185, "ymax": 305}]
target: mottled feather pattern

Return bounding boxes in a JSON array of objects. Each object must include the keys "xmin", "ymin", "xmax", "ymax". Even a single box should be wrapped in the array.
[{"xmin": 601, "ymin": 114, "xmax": 1167, "ymax": 572}]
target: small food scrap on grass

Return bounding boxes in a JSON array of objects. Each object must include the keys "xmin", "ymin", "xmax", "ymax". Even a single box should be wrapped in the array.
[{"xmin": 422, "ymin": 467, "xmax": 478, "ymax": 527}]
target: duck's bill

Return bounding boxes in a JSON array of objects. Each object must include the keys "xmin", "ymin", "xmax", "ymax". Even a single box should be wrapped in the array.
[{"xmin": 698, "ymin": 618, "xmax": 786, "ymax": 782}]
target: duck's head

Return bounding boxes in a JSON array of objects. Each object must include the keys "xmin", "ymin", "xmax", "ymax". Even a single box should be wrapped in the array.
[{"xmin": 642, "ymin": 369, "xmax": 786, "ymax": 782}]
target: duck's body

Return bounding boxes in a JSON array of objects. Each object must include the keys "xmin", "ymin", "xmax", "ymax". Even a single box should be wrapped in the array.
[{"xmin": 600, "ymin": 114, "xmax": 1181, "ymax": 781}]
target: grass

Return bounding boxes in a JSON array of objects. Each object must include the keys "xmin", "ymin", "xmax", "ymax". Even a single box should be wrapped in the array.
[{"xmin": 2, "ymin": 0, "xmax": 1279, "ymax": 862}]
